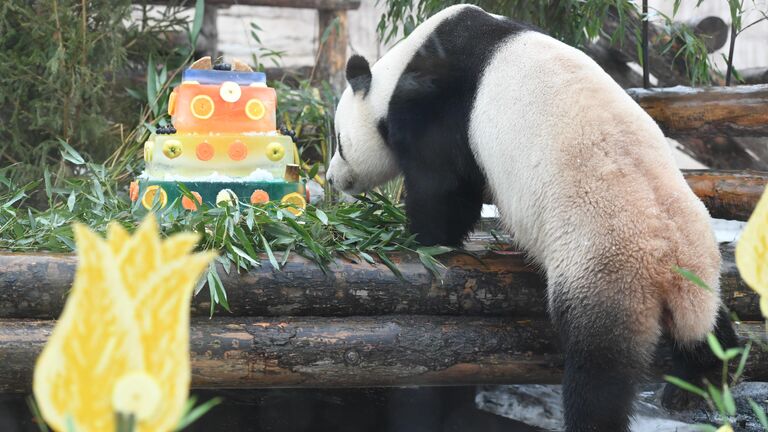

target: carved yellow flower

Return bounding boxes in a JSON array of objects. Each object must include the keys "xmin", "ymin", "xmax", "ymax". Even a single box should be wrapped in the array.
[
  {"xmin": 33, "ymin": 215, "xmax": 216, "ymax": 432},
  {"xmin": 736, "ymin": 188, "xmax": 768, "ymax": 319}
]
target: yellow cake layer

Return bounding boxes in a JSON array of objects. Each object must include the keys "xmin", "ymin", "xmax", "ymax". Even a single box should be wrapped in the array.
[{"xmin": 144, "ymin": 133, "xmax": 296, "ymax": 179}]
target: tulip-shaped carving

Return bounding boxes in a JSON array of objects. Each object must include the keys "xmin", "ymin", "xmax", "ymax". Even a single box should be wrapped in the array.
[
  {"xmin": 33, "ymin": 216, "xmax": 216, "ymax": 431},
  {"xmin": 736, "ymin": 189, "xmax": 768, "ymax": 320}
]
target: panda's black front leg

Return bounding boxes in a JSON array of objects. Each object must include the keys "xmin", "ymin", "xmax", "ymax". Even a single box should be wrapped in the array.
[{"xmin": 404, "ymin": 179, "xmax": 484, "ymax": 247}]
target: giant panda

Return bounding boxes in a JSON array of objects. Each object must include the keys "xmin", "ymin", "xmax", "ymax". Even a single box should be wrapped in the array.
[{"xmin": 326, "ymin": 5, "xmax": 738, "ymax": 432}]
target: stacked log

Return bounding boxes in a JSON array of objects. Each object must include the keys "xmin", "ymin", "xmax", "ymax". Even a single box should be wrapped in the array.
[
  {"xmin": 629, "ymin": 85, "xmax": 768, "ymax": 170},
  {"xmin": 0, "ymin": 169, "xmax": 765, "ymax": 392}
]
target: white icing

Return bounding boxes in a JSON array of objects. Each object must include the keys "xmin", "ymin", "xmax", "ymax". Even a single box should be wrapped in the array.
[{"xmin": 140, "ymin": 168, "xmax": 277, "ymax": 183}]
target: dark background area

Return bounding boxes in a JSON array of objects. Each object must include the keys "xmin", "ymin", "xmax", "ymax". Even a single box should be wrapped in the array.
[{"xmin": 0, "ymin": 387, "xmax": 541, "ymax": 432}]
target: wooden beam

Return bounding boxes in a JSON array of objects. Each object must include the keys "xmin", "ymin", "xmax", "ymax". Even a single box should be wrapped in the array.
[
  {"xmin": 0, "ymin": 241, "xmax": 762, "ymax": 321},
  {"xmin": 315, "ymin": 10, "xmax": 348, "ymax": 91},
  {"xmin": 740, "ymin": 67, "xmax": 768, "ymax": 85},
  {"xmin": 142, "ymin": 0, "xmax": 360, "ymax": 10},
  {"xmin": 598, "ymin": 9, "xmax": 728, "ymax": 86},
  {"xmin": 197, "ymin": 4, "xmax": 219, "ymax": 58},
  {"xmin": 684, "ymin": 16, "xmax": 729, "ymax": 53},
  {"xmin": 628, "ymin": 85, "xmax": 768, "ymax": 139},
  {"xmin": 683, "ymin": 170, "xmax": 768, "ymax": 220},
  {"xmin": 629, "ymin": 85, "xmax": 768, "ymax": 170},
  {"xmin": 0, "ymin": 318, "xmax": 764, "ymax": 392}
]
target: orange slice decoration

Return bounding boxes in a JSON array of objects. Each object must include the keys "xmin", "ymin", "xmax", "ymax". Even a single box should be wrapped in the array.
[
  {"xmin": 141, "ymin": 186, "xmax": 168, "ymax": 209},
  {"xmin": 196, "ymin": 141, "xmax": 214, "ymax": 161},
  {"xmin": 281, "ymin": 192, "xmax": 306, "ymax": 216},
  {"xmin": 129, "ymin": 181, "xmax": 139, "ymax": 202},
  {"xmin": 182, "ymin": 191, "xmax": 203, "ymax": 211},
  {"xmin": 190, "ymin": 95, "xmax": 215, "ymax": 119},
  {"xmin": 245, "ymin": 99, "xmax": 266, "ymax": 120},
  {"xmin": 250, "ymin": 189, "xmax": 270, "ymax": 205},
  {"xmin": 168, "ymin": 91, "xmax": 177, "ymax": 116},
  {"xmin": 228, "ymin": 140, "xmax": 248, "ymax": 161}
]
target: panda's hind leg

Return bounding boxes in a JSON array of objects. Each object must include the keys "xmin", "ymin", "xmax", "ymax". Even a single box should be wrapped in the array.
[
  {"xmin": 661, "ymin": 306, "xmax": 739, "ymax": 411},
  {"xmin": 551, "ymin": 284, "xmax": 661, "ymax": 432}
]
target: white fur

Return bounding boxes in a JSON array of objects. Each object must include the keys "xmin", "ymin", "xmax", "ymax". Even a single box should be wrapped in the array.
[
  {"xmin": 327, "ymin": 5, "xmax": 475, "ymax": 193},
  {"xmin": 468, "ymin": 31, "xmax": 720, "ymax": 342}
]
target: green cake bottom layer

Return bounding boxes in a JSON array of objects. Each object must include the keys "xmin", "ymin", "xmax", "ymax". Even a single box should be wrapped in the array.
[{"xmin": 135, "ymin": 179, "xmax": 307, "ymax": 209}]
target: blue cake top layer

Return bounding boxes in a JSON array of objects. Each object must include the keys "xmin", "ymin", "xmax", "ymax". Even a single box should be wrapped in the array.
[{"xmin": 182, "ymin": 69, "xmax": 267, "ymax": 85}]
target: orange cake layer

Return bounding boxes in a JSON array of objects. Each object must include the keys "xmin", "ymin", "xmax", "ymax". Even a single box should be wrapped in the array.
[{"xmin": 170, "ymin": 81, "xmax": 276, "ymax": 134}]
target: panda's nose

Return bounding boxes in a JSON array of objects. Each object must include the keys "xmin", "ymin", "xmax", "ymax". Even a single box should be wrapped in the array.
[{"xmin": 327, "ymin": 176, "xmax": 334, "ymax": 187}]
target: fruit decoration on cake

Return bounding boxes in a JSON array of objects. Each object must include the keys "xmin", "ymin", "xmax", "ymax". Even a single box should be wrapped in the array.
[{"xmin": 132, "ymin": 56, "xmax": 308, "ymax": 213}]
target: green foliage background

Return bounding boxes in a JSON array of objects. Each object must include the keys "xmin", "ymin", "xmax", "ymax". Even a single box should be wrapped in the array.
[{"xmin": 0, "ymin": 0, "xmax": 134, "ymax": 169}]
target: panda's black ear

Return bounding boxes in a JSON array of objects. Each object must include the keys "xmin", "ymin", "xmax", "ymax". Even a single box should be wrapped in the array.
[{"xmin": 346, "ymin": 55, "xmax": 372, "ymax": 94}]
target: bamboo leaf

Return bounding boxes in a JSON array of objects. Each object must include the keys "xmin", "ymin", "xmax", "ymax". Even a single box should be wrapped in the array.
[
  {"xmin": 189, "ymin": 0, "xmax": 205, "ymax": 46},
  {"xmin": 734, "ymin": 341, "xmax": 751, "ymax": 382},
  {"xmin": 707, "ymin": 383, "xmax": 727, "ymax": 416},
  {"xmin": 674, "ymin": 267, "xmax": 713, "ymax": 292},
  {"xmin": 663, "ymin": 375, "xmax": 707, "ymax": 397},
  {"xmin": 261, "ymin": 234, "xmax": 280, "ymax": 271},
  {"xmin": 147, "ymin": 54, "xmax": 158, "ymax": 116},
  {"xmin": 175, "ymin": 397, "xmax": 222, "ymax": 431},
  {"xmin": 707, "ymin": 333, "xmax": 726, "ymax": 361},
  {"xmin": 315, "ymin": 208, "xmax": 329, "ymax": 225},
  {"xmin": 722, "ymin": 384, "xmax": 736, "ymax": 416},
  {"xmin": 58, "ymin": 140, "xmax": 85, "ymax": 165},
  {"xmin": 67, "ymin": 191, "xmax": 76, "ymax": 212},
  {"xmin": 748, "ymin": 398, "xmax": 768, "ymax": 428}
]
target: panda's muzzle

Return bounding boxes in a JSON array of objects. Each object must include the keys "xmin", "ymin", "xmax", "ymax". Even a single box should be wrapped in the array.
[{"xmin": 326, "ymin": 160, "xmax": 359, "ymax": 194}]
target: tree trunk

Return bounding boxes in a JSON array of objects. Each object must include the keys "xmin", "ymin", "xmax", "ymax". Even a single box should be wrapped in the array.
[{"xmin": 315, "ymin": 10, "xmax": 348, "ymax": 91}]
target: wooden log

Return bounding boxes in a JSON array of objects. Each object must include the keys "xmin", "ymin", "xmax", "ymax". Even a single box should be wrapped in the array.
[
  {"xmin": 683, "ymin": 170, "xmax": 768, "ymax": 220},
  {"xmin": 0, "ymin": 242, "xmax": 762, "ymax": 320},
  {"xmin": 197, "ymin": 4, "xmax": 219, "ymax": 59},
  {"xmin": 599, "ymin": 10, "xmax": 727, "ymax": 87},
  {"xmin": 588, "ymin": 15, "xmax": 727, "ymax": 88},
  {"xmin": 740, "ymin": 67, "xmax": 768, "ymax": 85},
  {"xmin": 142, "ymin": 0, "xmax": 360, "ymax": 10},
  {"xmin": 315, "ymin": 10, "xmax": 348, "ymax": 91},
  {"xmin": 629, "ymin": 85, "xmax": 768, "ymax": 170},
  {"xmin": 683, "ymin": 16, "xmax": 729, "ymax": 53},
  {"xmin": 0, "ymin": 317, "xmax": 764, "ymax": 392},
  {"xmin": 673, "ymin": 136, "xmax": 766, "ymax": 171},
  {"xmin": 628, "ymin": 85, "xmax": 768, "ymax": 139}
]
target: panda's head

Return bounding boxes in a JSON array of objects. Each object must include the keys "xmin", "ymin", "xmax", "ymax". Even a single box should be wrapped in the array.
[{"xmin": 327, "ymin": 55, "xmax": 399, "ymax": 195}]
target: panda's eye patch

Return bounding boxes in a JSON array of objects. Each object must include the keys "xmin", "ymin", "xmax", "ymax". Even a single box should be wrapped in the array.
[{"xmin": 336, "ymin": 132, "xmax": 346, "ymax": 161}]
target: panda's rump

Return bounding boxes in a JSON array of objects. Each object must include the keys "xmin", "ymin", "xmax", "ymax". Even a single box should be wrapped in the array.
[{"xmin": 468, "ymin": 31, "xmax": 721, "ymax": 344}]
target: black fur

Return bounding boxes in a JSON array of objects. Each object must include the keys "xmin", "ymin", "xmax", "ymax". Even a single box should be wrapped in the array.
[
  {"xmin": 346, "ymin": 55, "xmax": 372, "ymax": 95},
  {"xmin": 661, "ymin": 307, "xmax": 740, "ymax": 411},
  {"xmin": 380, "ymin": 8, "xmax": 536, "ymax": 246},
  {"xmin": 550, "ymin": 284, "xmax": 649, "ymax": 432}
]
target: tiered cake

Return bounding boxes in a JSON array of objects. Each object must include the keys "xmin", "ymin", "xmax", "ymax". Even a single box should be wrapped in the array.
[{"xmin": 132, "ymin": 57, "xmax": 307, "ymax": 213}]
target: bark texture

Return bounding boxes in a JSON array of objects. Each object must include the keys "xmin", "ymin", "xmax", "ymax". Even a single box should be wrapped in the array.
[
  {"xmin": 0, "ymin": 242, "xmax": 762, "ymax": 320},
  {"xmin": 0, "ymin": 318, "xmax": 764, "ymax": 392}
]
